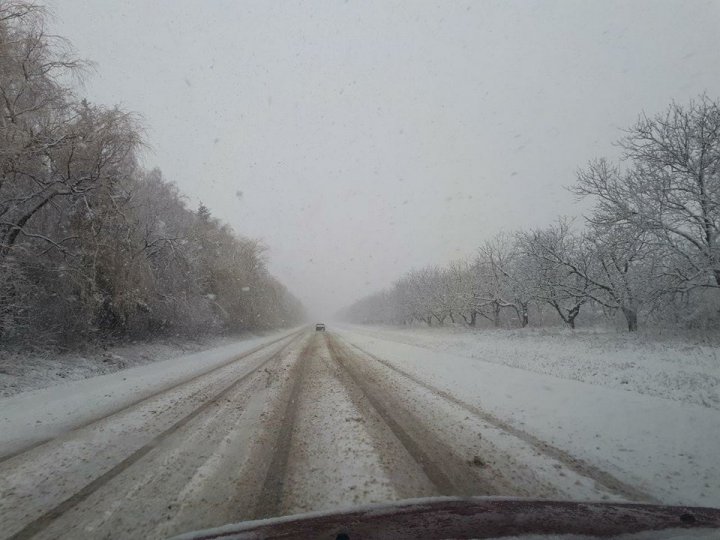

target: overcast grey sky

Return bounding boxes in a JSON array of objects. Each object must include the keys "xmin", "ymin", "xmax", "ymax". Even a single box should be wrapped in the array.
[{"xmin": 46, "ymin": 0, "xmax": 720, "ymax": 318}]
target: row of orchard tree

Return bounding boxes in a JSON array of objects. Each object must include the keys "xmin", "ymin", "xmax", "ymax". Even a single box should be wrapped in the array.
[
  {"xmin": 0, "ymin": 2, "xmax": 304, "ymax": 347},
  {"xmin": 342, "ymin": 96, "xmax": 720, "ymax": 332}
]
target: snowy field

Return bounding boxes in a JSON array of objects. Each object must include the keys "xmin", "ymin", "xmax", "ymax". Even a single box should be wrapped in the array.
[
  {"xmin": 340, "ymin": 325, "xmax": 720, "ymax": 410},
  {"xmin": 336, "ymin": 325, "xmax": 720, "ymax": 506}
]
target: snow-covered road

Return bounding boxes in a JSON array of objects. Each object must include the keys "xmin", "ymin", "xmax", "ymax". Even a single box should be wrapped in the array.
[
  {"xmin": 334, "ymin": 326, "xmax": 720, "ymax": 508},
  {"xmin": 0, "ymin": 329, "xmax": 299, "ymax": 460},
  {"xmin": 0, "ymin": 327, "xmax": 717, "ymax": 539}
]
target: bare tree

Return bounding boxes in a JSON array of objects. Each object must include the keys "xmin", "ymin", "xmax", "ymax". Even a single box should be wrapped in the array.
[
  {"xmin": 517, "ymin": 221, "xmax": 592, "ymax": 329},
  {"xmin": 574, "ymin": 96, "xmax": 720, "ymax": 292},
  {"xmin": 583, "ymin": 224, "xmax": 662, "ymax": 331},
  {"xmin": 444, "ymin": 259, "xmax": 478, "ymax": 326},
  {"xmin": 343, "ymin": 96, "xmax": 720, "ymax": 334},
  {"xmin": 474, "ymin": 233, "xmax": 533, "ymax": 327}
]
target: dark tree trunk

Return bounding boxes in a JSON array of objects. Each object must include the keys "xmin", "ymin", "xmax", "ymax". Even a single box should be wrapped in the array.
[
  {"xmin": 550, "ymin": 300, "xmax": 580, "ymax": 329},
  {"xmin": 462, "ymin": 310, "xmax": 477, "ymax": 327},
  {"xmin": 493, "ymin": 303, "xmax": 501, "ymax": 327},
  {"xmin": 514, "ymin": 303, "xmax": 529, "ymax": 328},
  {"xmin": 0, "ymin": 194, "xmax": 58, "ymax": 256},
  {"xmin": 622, "ymin": 307, "xmax": 638, "ymax": 332},
  {"xmin": 566, "ymin": 303, "xmax": 581, "ymax": 329}
]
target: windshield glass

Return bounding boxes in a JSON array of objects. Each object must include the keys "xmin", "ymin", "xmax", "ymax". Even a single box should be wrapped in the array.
[{"xmin": 1, "ymin": 1, "xmax": 719, "ymax": 539}]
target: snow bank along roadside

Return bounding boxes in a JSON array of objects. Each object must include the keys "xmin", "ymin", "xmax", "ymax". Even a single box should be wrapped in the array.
[
  {"xmin": 0, "ymin": 334, "xmax": 259, "ymax": 398},
  {"xmin": 0, "ymin": 328, "xmax": 299, "ymax": 459},
  {"xmin": 336, "ymin": 327, "xmax": 720, "ymax": 507},
  {"xmin": 341, "ymin": 325, "xmax": 720, "ymax": 410}
]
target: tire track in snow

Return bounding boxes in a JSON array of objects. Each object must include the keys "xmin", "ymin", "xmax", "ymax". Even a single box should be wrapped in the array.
[
  {"xmin": 325, "ymin": 333, "xmax": 499, "ymax": 497},
  {"xmin": 338, "ymin": 335, "xmax": 660, "ymax": 504},
  {"xmin": 6, "ymin": 332, "xmax": 305, "ymax": 540},
  {"xmin": 278, "ymin": 341, "xmax": 408, "ymax": 514},
  {"xmin": 252, "ymin": 337, "xmax": 313, "ymax": 519},
  {"xmin": 0, "ymin": 330, "xmax": 303, "ymax": 465}
]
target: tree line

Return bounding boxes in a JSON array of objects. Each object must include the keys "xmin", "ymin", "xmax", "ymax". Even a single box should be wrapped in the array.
[
  {"xmin": 0, "ymin": 2, "xmax": 304, "ymax": 348},
  {"xmin": 341, "ymin": 95, "xmax": 720, "ymax": 332}
]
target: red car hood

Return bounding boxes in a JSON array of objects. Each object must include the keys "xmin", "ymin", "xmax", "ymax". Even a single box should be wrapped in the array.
[{"xmin": 172, "ymin": 496, "xmax": 720, "ymax": 539}]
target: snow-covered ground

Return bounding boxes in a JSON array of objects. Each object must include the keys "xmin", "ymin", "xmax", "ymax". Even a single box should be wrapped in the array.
[
  {"xmin": 340, "ymin": 324, "xmax": 720, "ymax": 410},
  {"xmin": 336, "ymin": 325, "xmax": 720, "ymax": 507},
  {"xmin": 2, "ymin": 328, "xmax": 719, "ymax": 539},
  {"xmin": 0, "ymin": 328, "xmax": 299, "ymax": 459},
  {"xmin": 0, "ymin": 333, "xmax": 272, "ymax": 398}
]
